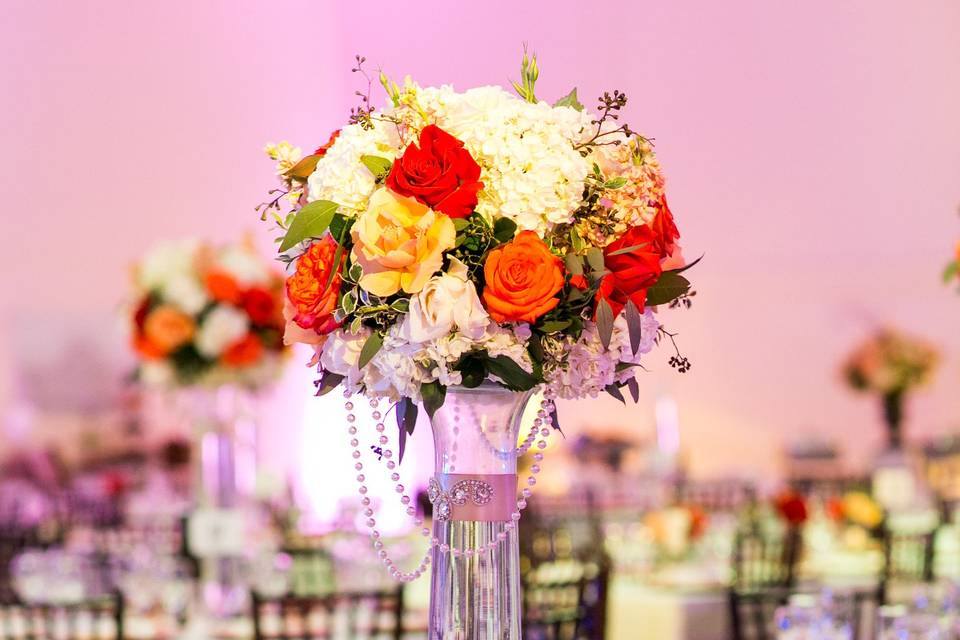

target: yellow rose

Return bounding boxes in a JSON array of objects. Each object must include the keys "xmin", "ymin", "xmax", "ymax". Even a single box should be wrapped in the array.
[
  {"xmin": 350, "ymin": 188, "xmax": 456, "ymax": 297},
  {"xmin": 842, "ymin": 492, "xmax": 883, "ymax": 530}
]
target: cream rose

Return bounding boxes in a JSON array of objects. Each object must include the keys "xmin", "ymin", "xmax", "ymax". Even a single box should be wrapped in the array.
[
  {"xmin": 400, "ymin": 257, "xmax": 489, "ymax": 343},
  {"xmin": 350, "ymin": 188, "xmax": 455, "ymax": 297},
  {"xmin": 320, "ymin": 328, "xmax": 369, "ymax": 388}
]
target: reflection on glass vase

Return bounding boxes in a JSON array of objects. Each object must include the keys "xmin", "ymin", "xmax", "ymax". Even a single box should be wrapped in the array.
[
  {"xmin": 427, "ymin": 384, "xmax": 535, "ymax": 640},
  {"xmin": 177, "ymin": 386, "xmax": 259, "ymax": 618}
]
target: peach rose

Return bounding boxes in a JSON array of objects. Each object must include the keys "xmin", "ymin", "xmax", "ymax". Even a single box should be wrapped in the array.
[
  {"xmin": 350, "ymin": 188, "xmax": 456, "ymax": 297},
  {"xmin": 482, "ymin": 231, "xmax": 564, "ymax": 323},
  {"xmin": 143, "ymin": 305, "xmax": 195, "ymax": 355}
]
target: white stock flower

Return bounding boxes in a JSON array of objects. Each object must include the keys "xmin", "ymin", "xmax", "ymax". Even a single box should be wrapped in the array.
[
  {"xmin": 215, "ymin": 245, "xmax": 270, "ymax": 286},
  {"xmin": 400, "ymin": 258, "xmax": 489, "ymax": 343},
  {"xmin": 137, "ymin": 239, "xmax": 199, "ymax": 291},
  {"xmin": 162, "ymin": 274, "xmax": 208, "ymax": 315},
  {"xmin": 195, "ymin": 306, "xmax": 249, "ymax": 358}
]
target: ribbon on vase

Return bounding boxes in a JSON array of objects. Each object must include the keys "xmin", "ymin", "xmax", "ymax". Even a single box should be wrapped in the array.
[{"xmin": 427, "ymin": 473, "xmax": 517, "ymax": 522}]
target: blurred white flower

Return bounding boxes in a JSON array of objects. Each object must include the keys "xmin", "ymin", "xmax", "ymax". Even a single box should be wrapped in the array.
[
  {"xmin": 137, "ymin": 239, "xmax": 199, "ymax": 291},
  {"xmin": 195, "ymin": 306, "xmax": 249, "ymax": 358},
  {"xmin": 162, "ymin": 274, "xmax": 208, "ymax": 315},
  {"xmin": 215, "ymin": 245, "xmax": 270, "ymax": 286}
]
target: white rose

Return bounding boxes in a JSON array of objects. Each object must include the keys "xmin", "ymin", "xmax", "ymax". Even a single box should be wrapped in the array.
[
  {"xmin": 163, "ymin": 274, "xmax": 208, "ymax": 315},
  {"xmin": 400, "ymin": 258, "xmax": 489, "ymax": 343},
  {"xmin": 195, "ymin": 306, "xmax": 249, "ymax": 358},
  {"xmin": 320, "ymin": 329, "xmax": 369, "ymax": 388},
  {"xmin": 216, "ymin": 246, "xmax": 269, "ymax": 286}
]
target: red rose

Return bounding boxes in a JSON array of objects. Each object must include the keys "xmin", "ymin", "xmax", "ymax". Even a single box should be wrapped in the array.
[
  {"xmin": 650, "ymin": 196, "xmax": 680, "ymax": 258},
  {"xmin": 597, "ymin": 225, "xmax": 663, "ymax": 316},
  {"xmin": 386, "ymin": 125, "xmax": 483, "ymax": 218},
  {"xmin": 774, "ymin": 491, "xmax": 808, "ymax": 526},
  {"xmin": 314, "ymin": 130, "xmax": 340, "ymax": 157},
  {"xmin": 243, "ymin": 287, "xmax": 278, "ymax": 326}
]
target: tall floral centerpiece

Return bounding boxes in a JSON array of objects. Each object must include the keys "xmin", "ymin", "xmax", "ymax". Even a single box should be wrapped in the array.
[
  {"xmin": 128, "ymin": 238, "xmax": 287, "ymax": 614},
  {"xmin": 260, "ymin": 52, "xmax": 698, "ymax": 638},
  {"xmin": 945, "ymin": 241, "xmax": 960, "ymax": 290},
  {"xmin": 843, "ymin": 328, "xmax": 938, "ymax": 451}
]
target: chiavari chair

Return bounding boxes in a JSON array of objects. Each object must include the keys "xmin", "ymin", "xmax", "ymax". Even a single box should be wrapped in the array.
[
  {"xmin": 0, "ymin": 591, "xmax": 124, "ymax": 640},
  {"xmin": 728, "ymin": 526, "xmax": 802, "ymax": 640},
  {"xmin": 251, "ymin": 587, "xmax": 404, "ymax": 640}
]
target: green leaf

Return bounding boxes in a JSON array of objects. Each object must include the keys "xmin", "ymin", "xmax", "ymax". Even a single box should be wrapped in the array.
[
  {"xmin": 570, "ymin": 228, "xmax": 586, "ymax": 254},
  {"xmin": 604, "ymin": 383, "xmax": 626, "ymax": 404},
  {"xmin": 553, "ymin": 87, "xmax": 584, "ymax": 111},
  {"xmin": 453, "ymin": 218, "xmax": 471, "ymax": 232},
  {"xmin": 606, "ymin": 242, "xmax": 650, "ymax": 257},
  {"xmin": 456, "ymin": 356, "xmax": 486, "ymax": 388},
  {"xmin": 340, "ymin": 291, "xmax": 357, "ymax": 315},
  {"xmin": 615, "ymin": 361, "xmax": 640, "ymax": 373},
  {"xmin": 420, "ymin": 381, "xmax": 447, "ymax": 419},
  {"xmin": 329, "ymin": 213, "xmax": 354, "ymax": 245},
  {"xmin": 564, "ymin": 253, "xmax": 583, "ymax": 276},
  {"xmin": 624, "ymin": 299, "xmax": 643, "ymax": 356},
  {"xmin": 314, "ymin": 371, "xmax": 344, "ymax": 397},
  {"xmin": 603, "ymin": 176, "xmax": 628, "ymax": 190},
  {"xmin": 358, "ymin": 331, "xmax": 384, "ymax": 369},
  {"xmin": 667, "ymin": 254, "xmax": 703, "ymax": 275},
  {"xmin": 324, "ymin": 241, "xmax": 345, "ymax": 290},
  {"xmin": 360, "ymin": 155, "xmax": 392, "ymax": 181},
  {"xmin": 596, "ymin": 298, "xmax": 614, "ymax": 350},
  {"xmin": 484, "ymin": 355, "xmax": 538, "ymax": 391},
  {"xmin": 943, "ymin": 261, "xmax": 959, "ymax": 283},
  {"xmin": 348, "ymin": 262, "xmax": 363, "ymax": 282},
  {"xmin": 528, "ymin": 334, "xmax": 544, "ymax": 364},
  {"xmin": 390, "ymin": 298, "xmax": 410, "ymax": 313},
  {"xmin": 349, "ymin": 316, "xmax": 364, "ymax": 334},
  {"xmin": 285, "ymin": 154, "xmax": 321, "ymax": 182},
  {"xmin": 278, "ymin": 200, "xmax": 338, "ymax": 252},
  {"xmin": 538, "ymin": 320, "xmax": 571, "ymax": 333},
  {"xmin": 549, "ymin": 405, "xmax": 562, "ymax": 434},
  {"xmin": 586, "ymin": 247, "xmax": 605, "ymax": 273},
  {"xmin": 626, "ymin": 376, "xmax": 640, "ymax": 403},
  {"xmin": 645, "ymin": 272, "xmax": 691, "ymax": 306},
  {"xmin": 395, "ymin": 397, "xmax": 418, "ymax": 464},
  {"xmin": 493, "ymin": 217, "xmax": 518, "ymax": 243}
]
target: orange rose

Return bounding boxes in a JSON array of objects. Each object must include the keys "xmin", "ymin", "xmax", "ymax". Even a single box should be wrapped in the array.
[
  {"xmin": 285, "ymin": 235, "xmax": 343, "ymax": 337},
  {"xmin": 482, "ymin": 231, "xmax": 564, "ymax": 323},
  {"xmin": 222, "ymin": 333, "xmax": 263, "ymax": 367},
  {"xmin": 142, "ymin": 305, "xmax": 195, "ymax": 355},
  {"xmin": 205, "ymin": 270, "xmax": 243, "ymax": 304}
]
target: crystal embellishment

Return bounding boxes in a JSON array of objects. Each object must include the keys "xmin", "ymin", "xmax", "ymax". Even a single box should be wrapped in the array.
[{"xmin": 428, "ymin": 476, "xmax": 495, "ymax": 522}]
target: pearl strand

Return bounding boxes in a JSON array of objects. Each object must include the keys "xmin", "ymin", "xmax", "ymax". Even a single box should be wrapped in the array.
[{"xmin": 344, "ymin": 388, "xmax": 556, "ymax": 582}]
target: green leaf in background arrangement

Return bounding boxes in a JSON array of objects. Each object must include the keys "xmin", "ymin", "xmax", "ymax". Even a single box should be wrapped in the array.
[
  {"xmin": 596, "ymin": 297, "xmax": 614, "ymax": 350},
  {"xmin": 553, "ymin": 87, "xmax": 584, "ymax": 111},
  {"xmin": 358, "ymin": 331, "xmax": 384, "ymax": 369},
  {"xmin": 493, "ymin": 217, "xmax": 518, "ymax": 243},
  {"xmin": 586, "ymin": 247, "xmax": 605, "ymax": 274},
  {"xmin": 278, "ymin": 200, "xmax": 338, "ymax": 252},
  {"xmin": 624, "ymin": 299, "xmax": 643, "ymax": 356},
  {"xmin": 943, "ymin": 261, "xmax": 958, "ymax": 283},
  {"xmin": 285, "ymin": 154, "xmax": 322, "ymax": 182},
  {"xmin": 484, "ymin": 355, "xmax": 538, "ymax": 391},
  {"xmin": 420, "ymin": 381, "xmax": 447, "ymax": 420},
  {"xmin": 360, "ymin": 155, "xmax": 393, "ymax": 181},
  {"xmin": 604, "ymin": 383, "xmax": 626, "ymax": 404},
  {"xmin": 315, "ymin": 372, "xmax": 344, "ymax": 397},
  {"xmin": 564, "ymin": 253, "xmax": 583, "ymax": 276},
  {"xmin": 645, "ymin": 271, "xmax": 691, "ymax": 306},
  {"xmin": 626, "ymin": 376, "xmax": 640, "ymax": 403}
]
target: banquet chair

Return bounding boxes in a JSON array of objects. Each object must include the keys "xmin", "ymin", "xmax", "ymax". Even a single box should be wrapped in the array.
[
  {"xmin": 728, "ymin": 527, "xmax": 802, "ymax": 640},
  {"xmin": 251, "ymin": 587, "xmax": 404, "ymax": 640},
  {"xmin": 0, "ymin": 591, "xmax": 124, "ymax": 640},
  {"xmin": 522, "ymin": 555, "xmax": 611, "ymax": 640},
  {"xmin": 675, "ymin": 478, "xmax": 756, "ymax": 513},
  {"xmin": 879, "ymin": 526, "xmax": 936, "ymax": 601}
]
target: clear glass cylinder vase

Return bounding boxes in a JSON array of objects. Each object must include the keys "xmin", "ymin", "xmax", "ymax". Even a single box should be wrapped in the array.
[{"xmin": 427, "ymin": 385, "xmax": 534, "ymax": 640}]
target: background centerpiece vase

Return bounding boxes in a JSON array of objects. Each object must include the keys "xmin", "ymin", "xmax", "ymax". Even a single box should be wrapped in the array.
[
  {"xmin": 881, "ymin": 389, "xmax": 904, "ymax": 451},
  {"xmin": 427, "ymin": 385, "xmax": 534, "ymax": 640}
]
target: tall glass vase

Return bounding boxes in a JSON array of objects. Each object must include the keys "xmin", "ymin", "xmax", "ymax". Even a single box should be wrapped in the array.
[
  {"xmin": 427, "ymin": 385, "xmax": 534, "ymax": 640},
  {"xmin": 176, "ymin": 386, "xmax": 259, "ymax": 617}
]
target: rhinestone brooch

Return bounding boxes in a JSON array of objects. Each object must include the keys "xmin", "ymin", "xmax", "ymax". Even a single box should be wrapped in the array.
[{"xmin": 428, "ymin": 477, "xmax": 494, "ymax": 522}]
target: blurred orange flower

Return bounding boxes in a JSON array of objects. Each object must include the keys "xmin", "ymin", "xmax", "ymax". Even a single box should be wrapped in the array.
[
  {"xmin": 205, "ymin": 270, "xmax": 243, "ymax": 304},
  {"xmin": 222, "ymin": 333, "xmax": 263, "ymax": 367},
  {"xmin": 143, "ymin": 306, "xmax": 195, "ymax": 355}
]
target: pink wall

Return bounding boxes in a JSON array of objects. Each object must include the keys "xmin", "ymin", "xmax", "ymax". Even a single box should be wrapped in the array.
[{"xmin": 2, "ymin": 0, "xmax": 959, "ymax": 480}]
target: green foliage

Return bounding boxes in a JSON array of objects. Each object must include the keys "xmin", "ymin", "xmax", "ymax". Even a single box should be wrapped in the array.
[
  {"xmin": 510, "ymin": 48, "xmax": 539, "ymax": 103},
  {"xmin": 360, "ymin": 155, "xmax": 392, "ymax": 182},
  {"xmin": 420, "ymin": 381, "xmax": 447, "ymax": 420},
  {"xmin": 646, "ymin": 271, "xmax": 691, "ymax": 306},
  {"xmin": 451, "ymin": 213, "xmax": 498, "ymax": 279},
  {"xmin": 358, "ymin": 331, "xmax": 384, "ymax": 369},
  {"xmin": 553, "ymin": 87, "xmax": 584, "ymax": 111},
  {"xmin": 279, "ymin": 200, "xmax": 338, "ymax": 252},
  {"xmin": 484, "ymin": 355, "xmax": 538, "ymax": 391}
]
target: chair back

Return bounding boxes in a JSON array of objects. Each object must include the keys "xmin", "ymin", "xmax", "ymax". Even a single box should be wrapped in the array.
[
  {"xmin": 675, "ymin": 478, "xmax": 756, "ymax": 513},
  {"xmin": 728, "ymin": 526, "xmax": 802, "ymax": 640},
  {"xmin": 251, "ymin": 587, "xmax": 404, "ymax": 640},
  {"xmin": 0, "ymin": 591, "xmax": 124, "ymax": 640},
  {"xmin": 522, "ymin": 555, "xmax": 611, "ymax": 640},
  {"xmin": 881, "ymin": 526, "xmax": 936, "ymax": 599}
]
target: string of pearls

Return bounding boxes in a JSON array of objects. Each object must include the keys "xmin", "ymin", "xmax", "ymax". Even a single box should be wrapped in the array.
[{"xmin": 343, "ymin": 387, "xmax": 556, "ymax": 584}]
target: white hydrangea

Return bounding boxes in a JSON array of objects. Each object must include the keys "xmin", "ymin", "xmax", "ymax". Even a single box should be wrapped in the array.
[
  {"xmin": 306, "ymin": 122, "xmax": 399, "ymax": 215},
  {"xmin": 215, "ymin": 245, "xmax": 270, "ymax": 286},
  {"xmin": 137, "ymin": 239, "xmax": 199, "ymax": 291},
  {"xmin": 392, "ymin": 85, "xmax": 595, "ymax": 234},
  {"xmin": 195, "ymin": 306, "xmax": 249, "ymax": 358},
  {"xmin": 162, "ymin": 273, "xmax": 208, "ymax": 315}
]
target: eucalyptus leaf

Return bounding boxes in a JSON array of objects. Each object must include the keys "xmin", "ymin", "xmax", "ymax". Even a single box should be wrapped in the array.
[
  {"xmin": 278, "ymin": 200, "xmax": 338, "ymax": 252},
  {"xmin": 604, "ymin": 383, "xmax": 626, "ymax": 404},
  {"xmin": 564, "ymin": 253, "xmax": 583, "ymax": 276},
  {"xmin": 586, "ymin": 247, "xmax": 605, "ymax": 273},
  {"xmin": 538, "ymin": 320, "xmax": 571, "ymax": 333},
  {"xmin": 624, "ymin": 299, "xmax": 643, "ymax": 356},
  {"xmin": 395, "ymin": 397, "xmax": 418, "ymax": 464},
  {"xmin": 667, "ymin": 254, "xmax": 703, "ymax": 275},
  {"xmin": 607, "ymin": 242, "xmax": 650, "ymax": 257},
  {"xmin": 645, "ymin": 272, "xmax": 691, "ymax": 307},
  {"xmin": 570, "ymin": 228, "xmax": 586, "ymax": 254},
  {"xmin": 596, "ymin": 298, "xmax": 614, "ymax": 350},
  {"xmin": 553, "ymin": 87, "xmax": 584, "ymax": 111},
  {"xmin": 549, "ymin": 405, "xmax": 563, "ymax": 434},
  {"xmin": 626, "ymin": 376, "xmax": 640, "ymax": 403},
  {"xmin": 314, "ymin": 371, "xmax": 344, "ymax": 397},
  {"xmin": 360, "ymin": 155, "xmax": 392, "ymax": 180},
  {"xmin": 420, "ymin": 381, "xmax": 447, "ymax": 419},
  {"xmin": 358, "ymin": 331, "xmax": 384, "ymax": 369}
]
